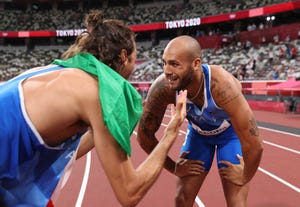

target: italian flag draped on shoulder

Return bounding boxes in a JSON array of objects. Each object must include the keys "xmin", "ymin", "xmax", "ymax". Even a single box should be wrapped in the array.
[{"xmin": 52, "ymin": 53, "xmax": 142, "ymax": 156}]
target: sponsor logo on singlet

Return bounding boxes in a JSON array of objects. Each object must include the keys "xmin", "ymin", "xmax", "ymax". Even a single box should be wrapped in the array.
[{"xmin": 191, "ymin": 119, "xmax": 231, "ymax": 135}]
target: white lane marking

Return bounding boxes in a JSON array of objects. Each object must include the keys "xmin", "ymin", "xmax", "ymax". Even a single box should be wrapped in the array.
[
  {"xmin": 258, "ymin": 167, "xmax": 300, "ymax": 193},
  {"xmin": 263, "ymin": 140, "xmax": 300, "ymax": 155},
  {"xmin": 259, "ymin": 126, "xmax": 300, "ymax": 138},
  {"xmin": 195, "ymin": 196, "xmax": 206, "ymax": 207},
  {"xmin": 163, "ymin": 114, "xmax": 300, "ymax": 203},
  {"xmin": 75, "ymin": 151, "xmax": 91, "ymax": 207},
  {"xmin": 161, "ymin": 122, "xmax": 204, "ymax": 206}
]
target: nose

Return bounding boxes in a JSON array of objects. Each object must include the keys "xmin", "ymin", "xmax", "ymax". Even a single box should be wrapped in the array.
[{"xmin": 163, "ymin": 63, "xmax": 172, "ymax": 75}]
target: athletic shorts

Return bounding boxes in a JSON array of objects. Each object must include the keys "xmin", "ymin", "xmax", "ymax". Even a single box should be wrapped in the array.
[{"xmin": 180, "ymin": 124, "xmax": 242, "ymax": 171}]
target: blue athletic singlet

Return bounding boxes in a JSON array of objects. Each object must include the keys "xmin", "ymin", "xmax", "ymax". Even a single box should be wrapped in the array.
[
  {"xmin": 180, "ymin": 64, "xmax": 242, "ymax": 170},
  {"xmin": 0, "ymin": 66, "xmax": 85, "ymax": 207}
]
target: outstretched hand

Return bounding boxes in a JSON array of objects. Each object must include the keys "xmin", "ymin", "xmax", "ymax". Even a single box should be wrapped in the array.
[
  {"xmin": 165, "ymin": 90, "xmax": 187, "ymax": 134},
  {"xmin": 219, "ymin": 154, "xmax": 245, "ymax": 186},
  {"xmin": 174, "ymin": 151, "xmax": 205, "ymax": 177}
]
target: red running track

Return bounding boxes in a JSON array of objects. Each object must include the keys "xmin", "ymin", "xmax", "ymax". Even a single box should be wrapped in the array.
[{"xmin": 52, "ymin": 110, "xmax": 300, "ymax": 207}]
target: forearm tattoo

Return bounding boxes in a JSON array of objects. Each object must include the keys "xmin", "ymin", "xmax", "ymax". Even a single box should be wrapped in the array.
[
  {"xmin": 139, "ymin": 110, "xmax": 161, "ymax": 138},
  {"xmin": 140, "ymin": 80, "xmax": 172, "ymax": 139},
  {"xmin": 249, "ymin": 115, "xmax": 259, "ymax": 136}
]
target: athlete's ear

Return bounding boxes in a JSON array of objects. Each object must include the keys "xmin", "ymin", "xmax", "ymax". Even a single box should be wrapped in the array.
[
  {"xmin": 119, "ymin": 49, "xmax": 128, "ymax": 65},
  {"xmin": 192, "ymin": 57, "xmax": 201, "ymax": 69}
]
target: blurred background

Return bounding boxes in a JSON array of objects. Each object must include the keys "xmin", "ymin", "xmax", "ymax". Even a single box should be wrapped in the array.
[{"xmin": 0, "ymin": 0, "xmax": 300, "ymax": 112}]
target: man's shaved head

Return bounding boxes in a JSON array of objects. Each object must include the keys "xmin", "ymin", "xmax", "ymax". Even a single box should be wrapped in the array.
[{"xmin": 164, "ymin": 35, "xmax": 202, "ymax": 61}]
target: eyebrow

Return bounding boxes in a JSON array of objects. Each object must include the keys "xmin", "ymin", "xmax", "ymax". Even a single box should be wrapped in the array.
[{"xmin": 167, "ymin": 59, "xmax": 180, "ymax": 64}]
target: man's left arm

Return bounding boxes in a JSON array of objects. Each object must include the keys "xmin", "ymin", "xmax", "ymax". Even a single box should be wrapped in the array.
[
  {"xmin": 212, "ymin": 69, "xmax": 263, "ymax": 185},
  {"xmin": 225, "ymin": 96, "xmax": 263, "ymax": 185}
]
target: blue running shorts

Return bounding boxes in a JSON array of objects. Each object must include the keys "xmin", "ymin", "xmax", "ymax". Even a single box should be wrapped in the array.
[{"xmin": 180, "ymin": 124, "xmax": 242, "ymax": 171}]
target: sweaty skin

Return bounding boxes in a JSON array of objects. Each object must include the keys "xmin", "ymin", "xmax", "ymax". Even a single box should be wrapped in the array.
[{"xmin": 137, "ymin": 35, "xmax": 263, "ymax": 207}]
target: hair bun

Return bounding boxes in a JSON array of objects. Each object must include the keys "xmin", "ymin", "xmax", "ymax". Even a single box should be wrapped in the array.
[{"xmin": 85, "ymin": 10, "xmax": 104, "ymax": 30}]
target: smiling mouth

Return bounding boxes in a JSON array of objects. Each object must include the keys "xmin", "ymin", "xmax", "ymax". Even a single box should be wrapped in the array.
[
  {"xmin": 166, "ymin": 77, "xmax": 179, "ymax": 89},
  {"xmin": 167, "ymin": 79, "xmax": 176, "ymax": 86},
  {"xmin": 166, "ymin": 75, "xmax": 177, "ymax": 82}
]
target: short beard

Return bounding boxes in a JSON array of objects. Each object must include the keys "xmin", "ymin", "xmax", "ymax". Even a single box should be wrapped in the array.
[{"xmin": 176, "ymin": 67, "xmax": 194, "ymax": 91}]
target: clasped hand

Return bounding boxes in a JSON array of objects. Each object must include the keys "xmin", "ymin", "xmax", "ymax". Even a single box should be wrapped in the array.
[
  {"xmin": 219, "ymin": 154, "xmax": 245, "ymax": 186},
  {"xmin": 174, "ymin": 151, "xmax": 205, "ymax": 177}
]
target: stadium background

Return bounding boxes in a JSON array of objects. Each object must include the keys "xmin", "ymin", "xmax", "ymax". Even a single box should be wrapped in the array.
[{"xmin": 1, "ymin": 0, "xmax": 299, "ymax": 113}]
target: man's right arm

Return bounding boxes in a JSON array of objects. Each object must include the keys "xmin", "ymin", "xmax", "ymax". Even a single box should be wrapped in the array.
[{"xmin": 137, "ymin": 75, "xmax": 177, "ymax": 174}]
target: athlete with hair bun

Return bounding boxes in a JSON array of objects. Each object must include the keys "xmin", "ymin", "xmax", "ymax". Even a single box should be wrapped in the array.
[{"xmin": 0, "ymin": 10, "xmax": 187, "ymax": 207}]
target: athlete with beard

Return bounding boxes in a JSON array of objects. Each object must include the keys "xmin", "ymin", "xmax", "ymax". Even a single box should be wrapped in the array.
[{"xmin": 137, "ymin": 35, "xmax": 263, "ymax": 207}]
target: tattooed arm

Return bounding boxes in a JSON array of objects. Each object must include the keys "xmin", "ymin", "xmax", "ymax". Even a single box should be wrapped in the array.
[
  {"xmin": 137, "ymin": 74, "xmax": 178, "ymax": 174},
  {"xmin": 211, "ymin": 65, "xmax": 263, "ymax": 185}
]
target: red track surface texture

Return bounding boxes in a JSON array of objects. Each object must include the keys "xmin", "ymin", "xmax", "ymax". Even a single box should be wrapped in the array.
[{"xmin": 52, "ymin": 110, "xmax": 300, "ymax": 207}]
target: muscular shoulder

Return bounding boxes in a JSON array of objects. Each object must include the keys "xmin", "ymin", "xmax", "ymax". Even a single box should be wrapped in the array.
[
  {"xmin": 139, "ymin": 74, "xmax": 175, "ymax": 132},
  {"xmin": 146, "ymin": 74, "xmax": 175, "ymax": 108},
  {"xmin": 23, "ymin": 67, "xmax": 100, "ymax": 143},
  {"xmin": 209, "ymin": 65, "xmax": 242, "ymax": 108},
  {"xmin": 59, "ymin": 68, "xmax": 98, "ymax": 96},
  {"xmin": 136, "ymin": 74, "xmax": 171, "ymax": 137},
  {"xmin": 37, "ymin": 68, "xmax": 99, "ymax": 104},
  {"xmin": 55, "ymin": 68, "xmax": 100, "ymax": 121}
]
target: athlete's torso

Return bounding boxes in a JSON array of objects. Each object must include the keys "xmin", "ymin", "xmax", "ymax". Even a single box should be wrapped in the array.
[
  {"xmin": 185, "ymin": 64, "xmax": 231, "ymax": 136},
  {"xmin": 0, "ymin": 65, "xmax": 85, "ymax": 207}
]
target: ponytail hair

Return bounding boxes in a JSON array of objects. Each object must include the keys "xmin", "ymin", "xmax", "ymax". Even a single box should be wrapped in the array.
[{"xmin": 61, "ymin": 10, "xmax": 135, "ymax": 73}]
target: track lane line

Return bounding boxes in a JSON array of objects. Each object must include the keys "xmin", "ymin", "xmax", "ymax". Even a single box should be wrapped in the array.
[
  {"xmin": 161, "ymin": 122, "xmax": 205, "ymax": 207},
  {"xmin": 259, "ymin": 126, "xmax": 300, "ymax": 138},
  {"xmin": 258, "ymin": 167, "xmax": 300, "ymax": 193},
  {"xmin": 259, "ymin": 130, "xmax": 300, "ymax": 193},
  {"xmin": 75, "ymin": 151, "xmax": 91, "ymax": 207},
  {"xmin": 195, "ymin": 196, "xmax": 206, "ymax": 207},
  {"xmin": 163, "ymin": 114, "xmax": 300, "ymax": 204},
  {"xmin": 263, "ymin": 140, "xmax": 300, "ymax": 155}
]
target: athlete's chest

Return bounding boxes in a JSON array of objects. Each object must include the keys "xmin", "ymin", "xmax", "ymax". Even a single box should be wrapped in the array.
[{"xmin": 186, "ymin": 101, "xmax": 229, "ymax": 127}]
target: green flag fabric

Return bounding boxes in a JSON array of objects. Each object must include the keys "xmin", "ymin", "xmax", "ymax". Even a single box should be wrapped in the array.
[{"xmin": 52, "ymin": 53, "xmax": 142, "ymax": 156}]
